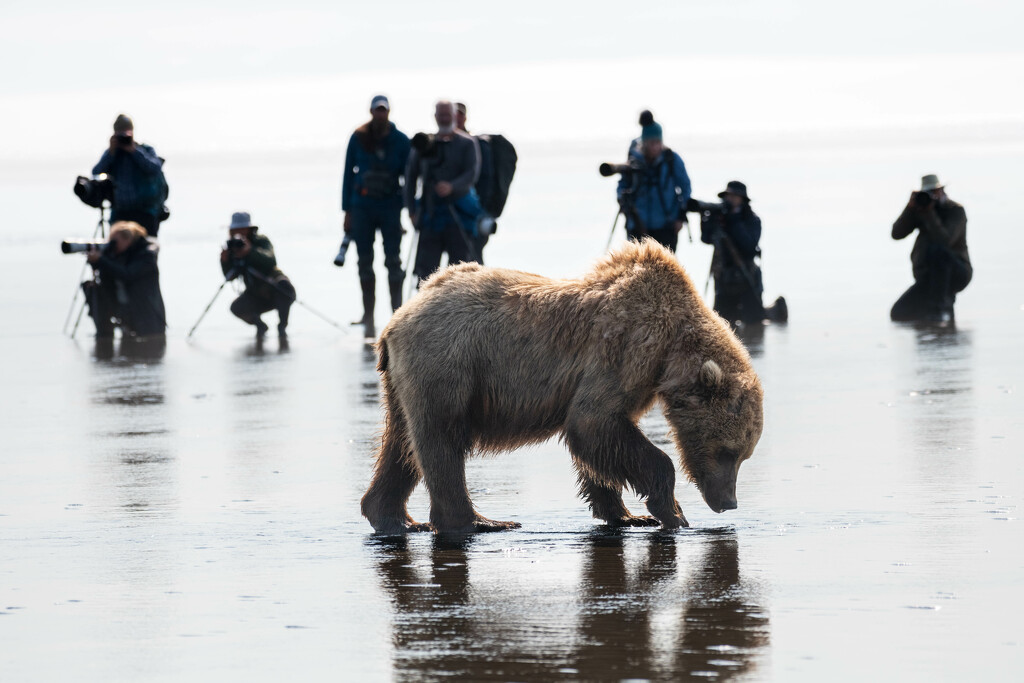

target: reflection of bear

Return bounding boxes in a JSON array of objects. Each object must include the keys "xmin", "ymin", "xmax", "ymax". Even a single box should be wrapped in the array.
[{"xmin": 361, "ymin": 240, "xmax": 764, "ymax": 534}]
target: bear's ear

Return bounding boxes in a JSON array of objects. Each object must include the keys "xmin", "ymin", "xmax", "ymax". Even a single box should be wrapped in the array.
[{"xmin": 699, "ymin": 360, "xmax": 724, "ymax": 388}]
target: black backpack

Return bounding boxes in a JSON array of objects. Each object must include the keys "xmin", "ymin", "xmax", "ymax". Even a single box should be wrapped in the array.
[{"xmin": 475, "ymin": 134, "xmax": 517, "ymax": 218}]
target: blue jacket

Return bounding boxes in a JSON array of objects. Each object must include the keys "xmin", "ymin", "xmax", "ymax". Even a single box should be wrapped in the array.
[
  {"xmin": 616, "ymin": 147, "xmax": 691, "ymax": 233},
  {"xmin": 92, "ymin": 143, "xmax": 166, "ymax": 218},
  {"xmin": 342, "ymin": 122, "xmax": 411, "ymax": 211}
]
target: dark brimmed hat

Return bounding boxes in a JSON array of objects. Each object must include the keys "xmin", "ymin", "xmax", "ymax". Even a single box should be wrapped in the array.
[
  {"xmin": 229, "ymin": 211, "xmax": 258, "ymax": 231},
  {"xmin": 718, "ymin": 180, "xmax": 750, "ymax": 201}
]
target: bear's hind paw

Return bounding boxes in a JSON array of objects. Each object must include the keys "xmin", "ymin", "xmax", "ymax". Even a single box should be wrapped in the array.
[{"xmin": 473, "ymin": 517, "xmax": 522, "ymax": 532}]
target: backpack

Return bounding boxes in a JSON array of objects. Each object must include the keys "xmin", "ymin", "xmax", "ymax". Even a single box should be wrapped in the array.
[{"xmin": 475, "ymin": 134, "xmax": 517, "ymax": 218}]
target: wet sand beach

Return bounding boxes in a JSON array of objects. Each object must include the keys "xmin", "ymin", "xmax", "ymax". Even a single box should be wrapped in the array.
[{"xmin": 2, "ymin": 64, "xmax": 1024, "ymax": 681}]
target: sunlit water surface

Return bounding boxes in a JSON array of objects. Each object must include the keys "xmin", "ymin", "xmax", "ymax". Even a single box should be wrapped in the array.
[{"xmin": 1, "ymin": 130, "xmax": 1022, "ymax": 681}]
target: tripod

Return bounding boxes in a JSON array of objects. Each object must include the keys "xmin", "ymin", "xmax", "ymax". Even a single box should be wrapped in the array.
[
  {"xmin": 187, "ymin": 263, "xmax": 346, "ymax": 339},
  {"xmin": 64, "ymin": 205, "xmax": 108, "ymax": 338}
]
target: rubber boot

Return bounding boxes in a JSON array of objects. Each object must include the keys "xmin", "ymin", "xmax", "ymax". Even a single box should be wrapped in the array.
[
  {"xmin": 389, "ymin": 278, "xmax": 403, "ymax": 312},
  {"xmin": 766, "ymin": 296, "xmax": 788, "ymax": 323},
  {"xmin": 353, "ymin": 277, "xmax": 375, "ymax": 339}
]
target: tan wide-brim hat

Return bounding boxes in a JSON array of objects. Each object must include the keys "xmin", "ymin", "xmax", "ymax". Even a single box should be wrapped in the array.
[{"xmin": 921, "ymin": 174, "xmax": 944, "ymax": 192}]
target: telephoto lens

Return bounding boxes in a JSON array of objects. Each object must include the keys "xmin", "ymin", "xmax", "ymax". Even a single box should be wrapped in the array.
[{"xmin": 61, "ymin": 240, "xmax": 106, "ymax": 254}]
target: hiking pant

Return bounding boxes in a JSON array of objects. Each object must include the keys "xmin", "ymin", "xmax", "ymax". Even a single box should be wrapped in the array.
[
  {"xmin": 350, "ymin": 204, "xmax": 404, "ymax": 284},
  {"xmin": 627, "ymin": 226, "xmax": 678, "ymax": 253},
  {"xmin": 891, "ymin": 245, "xmax": 970, "ymax": 321},
  {"xmin": 714, "ymin": 263, "xmax": 765, "ymax": 324},
  {"xmin": 82, "ymin": 280, "xmax": 117, "ymax": 339},
  {"xmin": 230, "ymin": 280, "xmax": 295, "ymax": 329},
  {"xmin": 413, "ymin": 213, "xmax": 477, "ymax": 281}
]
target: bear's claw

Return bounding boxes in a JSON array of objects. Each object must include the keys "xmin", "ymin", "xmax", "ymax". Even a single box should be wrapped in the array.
[
  {"xmin": 606, "ymin": 515, "xmax": 663, "ymax": 528},
  {"xmin": 473, "ymin": 518, "xmax": 522, "ymax": 532}
]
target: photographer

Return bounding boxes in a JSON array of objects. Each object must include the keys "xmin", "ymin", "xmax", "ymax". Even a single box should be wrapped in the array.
[
  {"xmin": 890, "ymin": 175, "xmax": 971, "ymax": 323},
  {"xmin": 91, "ymin": 114, "xmax": 167, "ymax": 236},
  {"xmin": 340, "ymin": 95, "xmax": 411, "ymax": 337},
  {"xmin": 220, "ymin": 212, "xmax": 295, "ymax": 340},
  {"xmin": 616, "ymin": 119, "xmax": 691, "ymax": 252},
  {"xmin": 82, "ymin": 221, "xmax": 166, "ymax": 339},
  {"xmin": 404, "ymin": 100, "xmax": 483, "ymax": 284},
  {"xmin": 695, "ymin": 181, "xmax": 786, "ymax": 325}
]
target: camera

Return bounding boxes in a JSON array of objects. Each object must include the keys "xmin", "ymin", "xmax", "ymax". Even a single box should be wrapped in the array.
[
  {"xmin": 61, "ymin": 240, "xmax": 107, "ymax": 254},
  {"xmin": 599, "ymin": 162, "xmax": 638, "ymax": 178},
  {"xmin": 411, "ymin": 132, "xmax": 439, "ymax": 158},
  {"xmin": 913, "ymin": 191, "xmax": 933, "ymax": 208},
  {"xmin": 333, "ymin": 233, "xmax": 353, "ymax": 267},
  {"xmin": 114, "ymin": 133, "xmax": 133, "ymax": 146},
  {"xmin": 73, "ymin": 174, "xmax": 115, "ymax": 209},
  {"xmin": 226, "ymin": 237, "xmax": 246, "ymax": 251}
]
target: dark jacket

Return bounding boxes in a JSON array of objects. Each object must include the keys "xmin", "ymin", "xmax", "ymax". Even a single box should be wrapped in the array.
[
  {"xmin": 342, "ymin": 121, "xmax": 411, "ymax": 212},
  {"xmin": 700, "ymin": 204, "xmax": 762, "ymax": 266},
  {"xmin": 93, "ymin": 237, "xmax": 166, "ymax": 335},
  {"xmin": 617, "ymin": 147, "xmax": 691, "ymax": 233},
  {"xmin": 405, "ymin": 131, "xmax": 481, "ymax": 212},
  {"xmin": 892, "ymin": 199, "xmax": 972, "ymax": 284},
  {"xmin": 92, "ymin": 143, "xmax": 167, "ymax": 218},
  {"xmin": 222, "ymin": 233, "xmax": 289, "ymax": 300}
]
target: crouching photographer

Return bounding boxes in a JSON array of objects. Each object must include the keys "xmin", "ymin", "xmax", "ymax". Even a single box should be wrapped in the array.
[
  {"xmin": 220, "ymin": 212, "xmax": 295, "ymax": 340},
  {"xmin": 691, "ymin": 181, "xmax": 786, "ymax": 325},
  {"xmin": 70, "ymin": 221, "xmax": 166, "ymax": 339}
]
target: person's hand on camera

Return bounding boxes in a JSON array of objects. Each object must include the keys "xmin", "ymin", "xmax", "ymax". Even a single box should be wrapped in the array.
[
  {"xmin": 234, "ymin": 237, "xmax": 251, "ymax": 258},
  {"xmin": 86, "ymin": 245, "xmax": 102, "ymax": 264},
  {"xmin": 435, "ymin": 181, "xmax": 453, "ymax": 198},
  {"xmin": 343, "ymin": 212, "xmax": 352, "ymax": 234}
]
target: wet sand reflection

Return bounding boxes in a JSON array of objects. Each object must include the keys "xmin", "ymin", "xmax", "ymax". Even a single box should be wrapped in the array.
[{"xmin": 372, "ymin": 529, "xmax": 769, "ymax": 681}]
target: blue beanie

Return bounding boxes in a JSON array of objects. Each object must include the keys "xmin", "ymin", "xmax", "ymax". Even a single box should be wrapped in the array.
[{"xmin": 641, "ymin": 122, "xmax": 663, "ymax": 141}]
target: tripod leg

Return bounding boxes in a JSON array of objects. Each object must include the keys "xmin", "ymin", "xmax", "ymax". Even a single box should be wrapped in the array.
[
  {"xmin": 605, "ymin": 211, "xmax": 621, "ymax": 252},
  {"xmin": 70, "ymin": 298, "xmax": 88, "ymax": 338},
  {"xmin": 187, "ymin": 280, "xmax": 229, "ymax": 338}
]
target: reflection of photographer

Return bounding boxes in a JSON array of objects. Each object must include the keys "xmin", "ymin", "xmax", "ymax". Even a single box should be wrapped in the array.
[
  {"xmin": 404, "ymin": 100, "xmax": 484, "ymax": 284},
  {"xmin": 340, "ymin": 95, "xmax": 411, "ymax": 339},
  {"xmin": 890, "ymin": 175, "xmax": 972, "ymax": 324},
  {"xmin": 612, "ymin": 116, "xmax": 691, "ymax": 252},
  {"xmin": 79, "ymin": 221, "xmax": 166, "ymax": 339},
  {"xmin": 91, "ymin": 114, "xmax": 168, "ymax": 236},
  {"xmin": 693, "ymin": 181, "xmax": 786, "ymax": 325},
  {"xmin": 220, "ymin": 212, "xmax": 295, "ymax": 340}
]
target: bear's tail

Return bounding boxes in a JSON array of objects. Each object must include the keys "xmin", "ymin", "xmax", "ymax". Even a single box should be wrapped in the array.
[{"xmin": 376, "ymin": 337, "xmax": 389, "ymax": 373}]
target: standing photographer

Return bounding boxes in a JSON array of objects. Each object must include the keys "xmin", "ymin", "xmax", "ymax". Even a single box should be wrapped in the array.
[
  {"xmin": 220, "ymin": 212, "xmax": 295, "ymax": 340},
  {"xmin": 404, "ymin": 100, "xmax": 483, "ymax": 285},
  {"xmin": 91, "ymin": 114, "xmax": 168, "ymax": 236},
  {"xmin": 82, "ymin": 221, "xmax": 166, "ymax": 339},
  {"xmin": 340, "ymin": 95, "xmax": 411, "ymax": 338},
  {"xmin": 616, "ymin": 119, "xmax": 691, "ymax": 252},
  {"xmin": 890, "ymin": 175, "xmax": 971, "ymax": 323},
  {"xmin": 694, "ymin": 181, "xmax": 786, "ymax": 325}
]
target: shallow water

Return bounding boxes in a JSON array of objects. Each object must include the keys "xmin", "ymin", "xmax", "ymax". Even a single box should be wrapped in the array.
[{"xmin": 2, "ymin": 131, "xmax": 1023, "ymax": 681}]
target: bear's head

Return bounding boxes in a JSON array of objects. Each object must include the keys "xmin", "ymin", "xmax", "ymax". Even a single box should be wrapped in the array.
[{"xmin": 660, "ymin": 359, "xmax": 764, "ymax": 514}]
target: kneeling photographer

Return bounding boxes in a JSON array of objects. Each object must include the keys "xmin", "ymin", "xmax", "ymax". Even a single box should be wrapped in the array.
[
  {"xmin": 608, "ymin": 118, "xmax": 691, "ymax": 252},
  {"xmin": 220, "ymin": 212, "xmax": 295, "ymax": 340},
  {"xmin": 692, "ymin": 181, "xmax": 786, "ymax": 325},
  {"xmin": 73, "ymin": 221, "xmax": 166, "ymax": 339},
  {"xmin": 890, "ymin": 174, "xmax": 971, "ymax": 324},
  {"xmin": 90, "ymin": 114, "xmax": 168, "ymax": 236}
]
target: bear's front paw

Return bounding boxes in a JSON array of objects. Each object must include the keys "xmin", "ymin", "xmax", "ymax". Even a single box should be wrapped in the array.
[
  {"xmin": 658, "ymin": 513, "xmax": 690, "ymax": 530},
  {"xmin": 606, "ymin": 515, "xmax": 662, "ymax": 528}
]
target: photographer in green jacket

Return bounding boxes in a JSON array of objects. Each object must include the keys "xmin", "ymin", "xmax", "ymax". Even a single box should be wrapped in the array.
[{"xmin": 220, "ymin": 212, "xmax": 295, "ymax": 340}]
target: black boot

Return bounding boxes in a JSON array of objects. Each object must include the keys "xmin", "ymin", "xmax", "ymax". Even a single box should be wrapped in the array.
[
  {"xmin": 352, "ymin": 277, "xmax": 375, "ymax": 339},
  {"xmin": 389, "ymin": 278, "xmax": 403, "ymax": 312},
  {"xmin": 766, "ymin": 296, "xmax": 788, "ymax": 323}
]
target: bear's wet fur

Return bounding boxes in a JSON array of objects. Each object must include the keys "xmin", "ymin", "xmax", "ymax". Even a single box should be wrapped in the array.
[{"xmin": 361, "ymin": 239, "xmax": 764, "ymax": 534}]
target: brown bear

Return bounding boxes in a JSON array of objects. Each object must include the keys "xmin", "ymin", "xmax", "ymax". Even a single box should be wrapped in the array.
[{"xmin": 361, "ymin": 239, "xmax": 764, "ymax": 534}]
